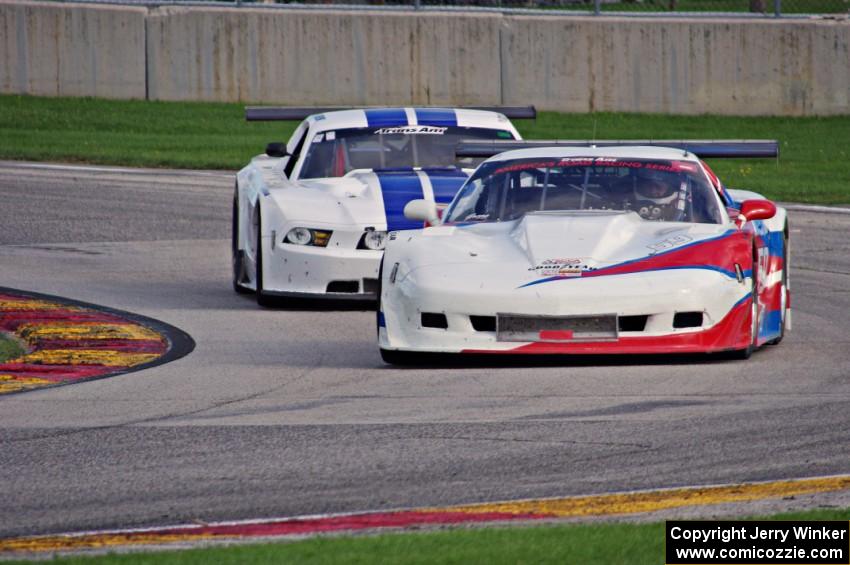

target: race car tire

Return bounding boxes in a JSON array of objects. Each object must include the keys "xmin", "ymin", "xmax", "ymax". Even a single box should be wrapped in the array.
[
  {"xmin": 254, "ymin": 208, "xmax": 275, "ymax": 308},
  {"xmin": 379, "ymin": 348, "xmax": 421, "ymax": 366},
  {"xmin": 376, "ymin": 258, "xmax": 384, "ymax": 338},
  {"xmin": 232, "ymin": 186, "xmax": 252, "ymax": 295}
]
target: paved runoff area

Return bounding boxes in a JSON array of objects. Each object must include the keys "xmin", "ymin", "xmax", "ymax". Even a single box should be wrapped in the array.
[{"xmin": 1, "ymin": 161, "xmax": 849, "ymax": 549}]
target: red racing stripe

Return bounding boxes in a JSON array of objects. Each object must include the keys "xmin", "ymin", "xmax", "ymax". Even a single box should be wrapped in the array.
[
  {"xmin": 150, "ymin": 510, "xmax": 547, "ymax": 538},
  {"xmin": 0, "ymin": 311, "xmax": 124, "ymax": 331},
  {"xmin": 33, "ymin": 339, "xmax": 166, "ymax": 353},
  {"xmin": 0, "ymin": 364, "xmax": 109, "ymax": 380}
]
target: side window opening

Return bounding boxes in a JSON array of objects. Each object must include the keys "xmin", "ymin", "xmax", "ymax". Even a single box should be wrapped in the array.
[{"xmin": 284, "ymin": 126, "xmax": 309, "ymax": 179}]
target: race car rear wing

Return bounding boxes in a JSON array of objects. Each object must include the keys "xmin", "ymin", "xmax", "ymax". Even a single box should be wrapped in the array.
[
  {"xmin": 455, "ymin": 139, "xmax": 779, "ymax": 159},
  {"xmin": 245, "ymin": 106, "xmax": 537, "ymax": 121}
]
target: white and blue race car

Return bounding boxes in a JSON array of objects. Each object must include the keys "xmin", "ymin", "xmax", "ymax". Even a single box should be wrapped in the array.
[
  {"xmin": 378, "ymin": 140, "xmax": 789, "ymax": 363},
  {"xmin": 232, "ymin": 106, "xmax": 530, "ymax": 304}
]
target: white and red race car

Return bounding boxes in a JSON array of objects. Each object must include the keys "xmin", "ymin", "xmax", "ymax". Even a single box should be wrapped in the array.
[
  {"xmin": 378, "ymin": 140, "xmax": 789, "ymax": 363},
  {"xmin": 232, "ymin": 106, "xmax": 530, "ymax": 305}
]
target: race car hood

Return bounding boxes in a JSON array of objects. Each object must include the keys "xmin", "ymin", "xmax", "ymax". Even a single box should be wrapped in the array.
[
  {"xmin": 267, "ymin": 169, "xmax": 468, "ymax": 229},
  {"xmin": 393, "ymin": 211, "xmax": 739, "ymax": 289},
  {"xmin": 513, "ymin": 211, "xmax": 711, "ymax": 269}
]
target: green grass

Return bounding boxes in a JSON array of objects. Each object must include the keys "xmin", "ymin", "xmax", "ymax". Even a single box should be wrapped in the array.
[
  {"xmin": 0, "ymin": 333, "xmax": 24, "ymax": 363},
  {"xmin": 295, "ymin": 0, "xmax": 850, "ymax": 14},
  {"xmin": 1, "ymin": 94, "xmax": 849, "ymax": 204},
  {"xmin": 10, "ymin": 507, "xmax": 850, "ymax": 564},
  {"xmin": 0, "ymin": 95, "xmax": 286, "ymax": 171},
  {"xmin": 526, "ymin": 111, "xmax": 850, "ymax": 204},
  {"xmin": 598, "ymin": 0, "xmax": 850, "ymax": 13}
]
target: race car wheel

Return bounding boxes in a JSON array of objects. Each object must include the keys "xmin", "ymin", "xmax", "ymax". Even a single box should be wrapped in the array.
[
  {"xmin": 254, "ymin": 208, "xmax": 275, "ymax": 307},
  {"xmin": 376, "ymin": 261, "xmax": 382, "ymax": 336},
  {"xmin": 232, "ymin": 186, "xmax": 252, "ymax": 295},
  {"xmin": 767, "ymin": 229, "xmax": 789, "ymax": 346}
]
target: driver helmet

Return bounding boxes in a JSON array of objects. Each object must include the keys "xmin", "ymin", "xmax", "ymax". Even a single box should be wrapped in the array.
[{"xmin": 633, "ymin": 168, "xmax": 678, "ymax": 205}]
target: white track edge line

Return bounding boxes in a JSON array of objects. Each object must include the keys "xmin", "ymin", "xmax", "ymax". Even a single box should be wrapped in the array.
[
  {"xmin": 0, "ymin": 161, "xmax": 232, "ymax": 178},
  {"xmin": 780, "ymin": 203, "xmax": 850, "ymax": 214}
]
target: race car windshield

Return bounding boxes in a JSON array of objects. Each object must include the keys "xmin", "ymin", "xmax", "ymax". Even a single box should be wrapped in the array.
[
  {"xmin": 298, "ymin": 126, "xmax": 515, "ymax": 179},
  {"xmin": 444, "ymin": 156, "xmax": 724, "ymax": 224}
]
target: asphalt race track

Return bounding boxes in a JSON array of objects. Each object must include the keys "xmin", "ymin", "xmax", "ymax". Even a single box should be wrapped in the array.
[{"xmin": 1, "ymin": 160, "xmax": 849, "ymax": 539}]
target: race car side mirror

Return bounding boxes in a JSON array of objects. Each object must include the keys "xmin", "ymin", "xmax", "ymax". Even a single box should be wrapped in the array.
[
  {"xmin": 404, "ymin": 199, "xmax": 441, "ymax": 225},
  {"xmin": 265, "ymin": 142, "xmax": 288, "ymax": 158},
  {"xmin": 738, "ymin": 199, "xmax": 776, "ymax": 224}
]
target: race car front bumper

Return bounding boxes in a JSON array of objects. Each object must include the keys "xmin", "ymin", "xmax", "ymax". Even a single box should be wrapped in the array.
[
  {"xmin": 263, "ymin": 235, "xmax": 382, "ymax": 300},
  {"xmin": 379, "ymin": 268, "xmax": 755, "ymax": 354}
]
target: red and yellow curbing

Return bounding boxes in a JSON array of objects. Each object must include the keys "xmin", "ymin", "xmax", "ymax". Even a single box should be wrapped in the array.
[
  {"xmin": 2, "ymin": 475, "xmax": 849, "ymax": 554},
  {"xmin": 0, "ymin": 291, "xmax": 172, "ymax": 394}
]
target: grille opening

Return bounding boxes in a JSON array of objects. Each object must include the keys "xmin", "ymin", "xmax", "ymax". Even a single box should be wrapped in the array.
[
  {"xmin": 673, "ymin": 311, "xmax": 704, "ymax": 328},
  {"xmin": 618, "ymin": 315, "xmax": 648, "ymax": 332},
  {"xmin": 326, "ymin": 280, "xmax": 359, "ymax": 293},
  {"xmin": 421, "ymin": 312, "xmax": 448, "ymax": 329},
  {"xmin": 470, "ymin": 315, "xmax": 497, "ymax": 332},
  {"xmin": 362, "ymin": 278, "xmax": 379, "ymax": 294}
]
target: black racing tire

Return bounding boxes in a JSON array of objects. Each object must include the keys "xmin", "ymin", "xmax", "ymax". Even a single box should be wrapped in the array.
[
  {"xmin": 232, "ymin": 185, "xmax": 252, "ymax": 295},
  {"xmin": 379, "ymin": 348, "xmax": 420, "ymax": 366},
  {"xmin": 255, "ymin": 208, "xmax": 275, "ymax": 308},
  {"xmin": 767, "ymin": 228, "xmax": 789, "ymax": 346},
  {"xmin": 376, "ymin": 258, "xmax": 384, "ymax": 338}
]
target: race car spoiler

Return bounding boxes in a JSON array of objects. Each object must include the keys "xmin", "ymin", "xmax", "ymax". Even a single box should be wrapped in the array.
[
  {"xmin": 245, "ymin": 106, "xmax": 537, "ymax": 121},
  {"xmin": 455, "ymin": 139, "xmax": 780, "ymax": 159}
]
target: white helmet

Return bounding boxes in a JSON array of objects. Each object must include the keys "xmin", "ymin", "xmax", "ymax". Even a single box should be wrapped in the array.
[{"xmin": 633, "ymin": 169, "xmax": 678, "ymax": 205}]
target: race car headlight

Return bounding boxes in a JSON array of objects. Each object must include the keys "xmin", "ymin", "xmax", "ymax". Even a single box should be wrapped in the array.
[
  {"xmin": 284, "ymin": 227, "xmax": 332, "ymax": 247},
  {"xmin": 358, "ymin": 230, "xmax": 388, "ymax": 251}
]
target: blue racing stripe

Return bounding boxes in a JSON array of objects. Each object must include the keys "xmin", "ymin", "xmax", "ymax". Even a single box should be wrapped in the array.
[
  {"xmin": 764, "ymin": 230, "xmax": 785, "ymax": 258},
  {"xmin": 414, "ymin": 108, "xmax": 458, "ymax": 127},
  {"xmin": 518, "ymin": 264, "xmax": 750, "ymax": 289},
  {"xmin": 375, "ymin": 172, "xmax": 426, "ymax": 231},
  {"xmin": 423, "ymin": 170, "xmax": 469, "ymax": 204},
  {"xmin": 758, "ymin": 309, "xmax": 783, "ymax": 341},
  {"xmin": 365, "ymin": 109, "xmax": 409, "ymax": 128}
]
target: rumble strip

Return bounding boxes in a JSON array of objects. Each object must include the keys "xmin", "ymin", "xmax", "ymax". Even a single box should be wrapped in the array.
[
  {"xmin": 0, "ymin": 288, "xmax": 194, "ymax": 395},
  {"xmin": 2, "ymin": 475, "xmax": 849, "ymax": 555}
]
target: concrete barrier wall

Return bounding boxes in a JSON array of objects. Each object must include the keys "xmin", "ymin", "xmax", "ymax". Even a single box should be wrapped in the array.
[
  {"xmin": 145, "ymin": 8, "xmax": 503, "ymax": 105},
  {"xmin": 500, "ymin": 15, "xmax": 850, "ymax": 115},
  {"xmin": 2, "ymin": 2, "xmax": 849, "ymax": 115},
  {"xmin": 0, "ymin": 1, "xmax": 146, "ymax": 98}
]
